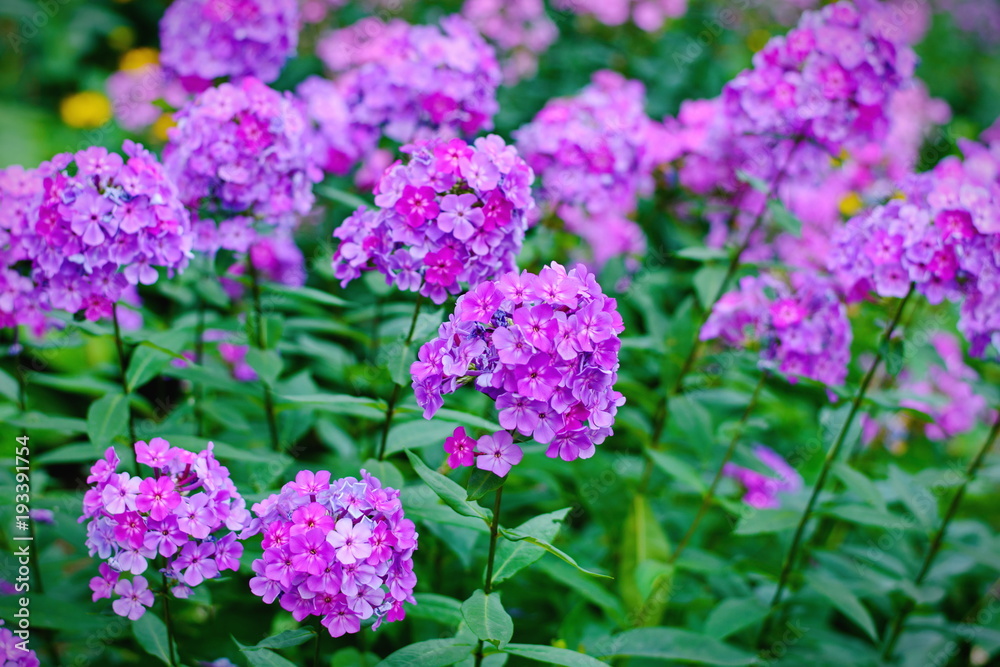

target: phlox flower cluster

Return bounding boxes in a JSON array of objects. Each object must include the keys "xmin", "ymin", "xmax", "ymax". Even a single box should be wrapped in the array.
[
  {"xmin": 462, "ymin": 0, "xmax": 558, "ymax": 83},
  {"xmin": 700, "ymin": 271, "xmax": 853, "ymax": 386},
  {"xmin": 553, "ymin": 0, "xmax": 687, "ymax": 32},
  {"xmin": 244, "ymin": 470, "xmax": 418, "ymax": 638},
  {"xmin": 25, "ymin": 143, "xmax": 192, "ymax": 323},
  {"xmin": 159, "ymin": 0, "xmax": 299, "ymax": 89},
  {"xmin": 0, "ymin": 165, "xmax": 51, "ymax": 335},
  {"xmin": 332, "ymin": 135, "xmax": 534, "ymax": 304},
  {"xmin": 316, "ymin": 15, "xmax": 501, "ymax": 148},
  {"xmin": 514, "ymin": 70, "xmax": 659, "ymax": 267},
  {"xmin": 0, "ymin": 620, "xmax": 39, "ymax": 667},
  {"xmin": 662, "ymin": 1, "xmax": 916, "ymax": 258},
  {"xmin": 164, "ymin": 77, "xmax": 320, "ymax": 229},
  {"xmin": 81, "ymin": 440, "xmax": 251, "ymax": 620},
  {"xmin": 412, "ymin": 263, "xmax": 625, "ymax": 467},
  {"xmin": 863, "ymin": 333, "xmax": 992, "ymax": 448},
  {"xmin": 722, "ymin": 445, "xmax": 802, "ymax": 509}
]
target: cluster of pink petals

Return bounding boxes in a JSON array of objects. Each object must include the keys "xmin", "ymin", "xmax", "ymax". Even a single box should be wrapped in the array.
[
  {"xmin": 701, "ymin": 271, "xmax": 853, "ymax": 386},
  {"xmin": 159, "ymin": 0, "xmax": 299, "ymax": 90},
  {"xmin": 0, "ymin": 620, "xmax": 39, "ymax": 667},
  {"xmin": 723, "ymin": 445, "xmax": 802, "ymax": 509},
  {"xmin": 515, "ymin": 70, "xmax": 660, "ymax": 267},
  {"xmin": 316, "ymin": 15, "xmax": 501, "ymax": 153},
  {"xmin": 81, "ymin": 441, "xmax": 251, "ymax": 619},
  {"xmin": 553, "ymin": 0, "xmax": 687, "ymax": 32},
  {"xmin": 243, "ymin": 470, "xmax": 418, "ymax": 638},
  {"xmin": 4, "ymin": 142, "xmax": 192, "ymax": 326},
  {"xmin": 221, "ymin": 232, "xmax": 307, "ymax": 301},
  {"xmin": 413, "ymin": 263, "xmax": 625, "ymax": 468},
  {"xmin": 462, "ymin": 0, "xmax": 558, "ymax": 83},
  {"xmin": 164, "ymin": 77, "xmax": 321, "ymax": 230},
  {"xmin": 332, "ymin": 135, "xmax": 534, "ymax": 304}
]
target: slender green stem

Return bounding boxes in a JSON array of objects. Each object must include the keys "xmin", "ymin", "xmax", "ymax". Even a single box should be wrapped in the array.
[
  {"xmin": 475, "ymin": 484, "xmax": 505, "ymax": 667},
  {"xmin": 313, "ymin": 618, "xmax": 323, "ymax": 667},
  {"xmin": 246, "ymin": 251, "xmax": 281, "ymax": 452},
  {"xmin": 161, "ymin": 571, "xmax": 178, "ymax": 667},
  {"xmin": 377, "ymin": 297, "xmax": 423, "ymax": 460},
  {"xmin": 193, "ymin": 290, "xmax": 206, "ymax": 438},
  {"xmin": 758, "ymin": 285, "xmax": 915, "ymax": 647},
  {"xmin": 112, "ymin": 305, "xmax": 139, "ymax": 477},
  {"xmin": 881, "ymin": 413, "xmax": 1000, "ymax": 660}
]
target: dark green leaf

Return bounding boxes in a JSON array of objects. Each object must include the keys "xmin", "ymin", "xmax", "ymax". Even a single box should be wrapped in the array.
[
  {"xmin": 804, "ymin": 572, "xmax": 878, "ymax": 641},
  {"xmin": 501, "ymin": 644, "xmax": 606, "ymax": 666},
  {"xmin": 733, "ymin": 509, "xmax": 801, "ymax": 536},
  {"xmin": 461, "ymin": 590, "xmax": 514, "ymax": 649},
  {"xmin": 87, "ymin": 392, "xmax": 129, "ymax": 448},
  {"xmin": 467, "ymin": 468, "xmax": 506, "ymax": 502},
  {"xmin": 704, "ymin": 598, "xmax": 769, "ymax": 640},
  {"xmin": 375, "ymin": 639, "xmax": 475, "ymax": 667},
  {"xmin": 243, "ymin": 628, "xmax": 316, "ymax": 650},
  {"xmin": 133, "ymin": 612, "xmax": 173, "ymax": 665},
  {"xmin": 409, "ymin": 594, "xmax": 464, "ymax": 627},
  {"xmin": 492, "ymin": 509, "xmax": 570, "ymax": 585},
  {"xmin": 126, "ymin": 344, "xmax": 173, "ymax": 393},
  {"xmin": 500, "ymin": 528, "xmax": 610, "ymax": 580},
  {"xmin": 592, "ymin": 628, "xmax": 756, "ymax": 664},
  {"xmin": 406, "ymin": 450, "xmax": 492, "ymax": 525}
]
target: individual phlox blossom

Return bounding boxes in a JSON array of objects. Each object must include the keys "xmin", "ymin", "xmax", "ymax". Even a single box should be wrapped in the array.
[
  {"xmin": 159, "ymin": 0, "xmax": 299, "ymax": 89},
  {"xmin": 80, "ymin": 440, "xmax": 251, "ymax": 619},
  {"xmin": 221, "ymin": 232, "xmax": 307, "ymax": 301},
  {"xmin": 243, "ymin": 469, "xmax": 418, "ymax": 637},
  {"xmin": 317, "ymin": 15, "xmax": 502, "ymax": 143},
  {"xmin": 722, "ymin": 445, "xmax": 802, "ymax": 509},
  {"xmin": 553, "ymin": 0, "xmax": 687, "ymax": 32},
  {"xmin": 164, "ymin": 77, "xmax": 321, "ymax": 228},
  {"xmin": 29, "ymin": 142, "xmax": 192, "ymax": 322},
  {"xmin": 514, "ymin": 70, "xmax": 657, "ymax": 267},
  {"xmin": 462, "ymin": 0, "xmax": 558, "ymax": 83},
  {"xmin": 0, "ymin": 620, "xmax": 40, "ymax": 666},
  {"xmin": 332, "ymin": 135, "xmax": 534, "ymax": 304},
  {"xmin": 700, "ymin": 271, "xmax": 853, "ymax": 386},
  {"xmin": 413, "ymin": 263, "xmax": 626, "ymax": 469},
  {"xmin": 864, "ymin": 331, "xmax": 994, "ymax": 448}
]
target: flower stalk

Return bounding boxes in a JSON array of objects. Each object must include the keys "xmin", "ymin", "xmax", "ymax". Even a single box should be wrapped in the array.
[
  {"xmin": 246, "ymin": 250, "xmax": 281, "ymax": 452},
  {"xmin": 377, "ymin": 296, "xmax": 423, "ymax": 460}
]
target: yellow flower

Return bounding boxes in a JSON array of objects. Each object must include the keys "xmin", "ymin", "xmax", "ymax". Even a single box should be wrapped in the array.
[
  {"xmin": 60, "ymin": 91, "xmax": 112, "ymax": 129},
  {"xmin": 838, "ymin": 192, "xmax": 863, "ymax": 217},
  {"xmin": 747, "ymin": 29, "xmax": 770, "ymax": 53},
  {"xmin": 152, "ymin": 113, "xmax": 177, "ymax": 142},
  {"xmin": 120, "ymin": 47, "xmax": 159, "ymax": 71}
]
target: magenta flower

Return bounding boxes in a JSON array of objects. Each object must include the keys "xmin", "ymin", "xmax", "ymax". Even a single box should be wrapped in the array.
[
  {"xmin": 111, "ymin": 576, "xmax": 155, "ymax": 621},
  {"xmin": 89, "ymin": 563, "xmax": 120, "ymax": 602},
  {"xmin": 443, "ymin": 427, "xmax": 477, "ymax": 469},
  {"xmin": 245, "ymin": 470, "xmax": 418, "ymax": 638},
  {"xmin": 475, "ymin": 431, "xmax": 524, "ymax": 478},
  {"xmin": 174, "ymin": 541, "xmax": 220, "ymax": 586},
  {"xmin": 135, "ymin": 476, "xmax": 182, "ymax": 521},
  {"xmin": 414, "ymin": 263, "xmax": 625, "ymax": 469},
  {"xmin": 723, "ymin": 445, "xmax": 803, "ymax": 509}
]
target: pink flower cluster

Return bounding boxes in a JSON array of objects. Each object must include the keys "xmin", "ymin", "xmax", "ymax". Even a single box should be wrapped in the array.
[
  {"xmin": 553, "ymin": 0, "xmax": 687, "ymax": 32},
  {"xmin": 0, "ymin": 620, "xmax": 39, "ymax": 667},
  {"xmin": 244, "ymin": 470, "xmax": 418, "ymax": 638},
  {"xmin": 0, "ymin": 165, "xmax": 51, "ymax": 335},
  {"xmin": 514, "ymin": 70, "xmax": 659, "ymax": 267},
  {"xmin": 723, "ymin": 445, "xmax": 802, "ymax": 509},
  {"xmin": 316, "ymin": 15, "xmax": 501, "ymax": 149},
  {"xmin": 165, "ymin": 77, "xmax": 320, "ymax": 229},
  {"xmin": 16, "ymin": 143, "xmax": 192, "ymax": 324},
  {"xmin": 462, "ymin": 0, "xmax": 558, "ymax": 83},
  {"xmin": 159, "ymin": 0, "xmax": 299, "ymax": 89},
  {"xmin": 701, "ymin": 271, "xmax": 853, "ymax": 386},
  {"xmin": 81, "ymin": 440, "xmax": 251, "ymax": 620},
  {"xmin": 332, "ymin": 135, "xmax": 534, "ymax": 304},
  {"xmin": 412, "ymin": 263, "xmax": 626, "ymax": 467}
]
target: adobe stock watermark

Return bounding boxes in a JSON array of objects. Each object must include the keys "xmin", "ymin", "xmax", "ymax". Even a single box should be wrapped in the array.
[{"xmin": 11, "ymin": 433, "xmax": 33, "ymax": 655}]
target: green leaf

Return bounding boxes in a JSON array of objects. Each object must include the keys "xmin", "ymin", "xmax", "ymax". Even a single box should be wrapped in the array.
[
  {"xmin": 816, "ymin": 504, "xmax": 905, "ymax": 530},
  {"xmin": 409, "ymin": 593, "xmax": 464, "ymax": 627},
  {"xmin": 467, "ymin": 468, "xmax": 506, "ymax": 502},
  {"xmin": 243, "ymin": 628, "xmax": 316, "ymax": 650},
  {"xmin": 675, "ymin": 247, "xmax": 730, "ymax": 262},
  {"xmin": 316, "ymin": 183, "xmax": 372, "ymax": 211},
  {"xmin": 246, "ymin": 348, "xmax": 283, "ymax": 385},
  {"xmin": 501, "ymin": 644, "xmax": 606, "ymax": 666},
  {"xmin": 804, "ymin": 572, "xmax": 878, "ymax": 641},
  {"xmin": 693, "ymin": 265, "xmax": 729, "ymax": 311},
  {"xmin": 405, "ymin": 450, "xmax": 492, "ymax": 525},
  {"xmin": 536, "ymin": 558, "xmax": 625, "ymax": 621},
  {"xmin": 499, "ymin": 528, "xmax": 610, "ymax": 580},
  {"xmin": 87, "ymin": 392, "xmax": 129, "ymax": 448},
  {"xmin": 388, "ymin": 341, "xmax": 415, "ymax": 386},
  {"xmin": 621, "ymin": 494, "xmax": 672, "ymax": 626},
  {"xmin": 832, "ymin": 462, "xmax": 886, "ymax": 512},
  {"xmin": 242, "ymin": 648, "xmax": 299, "ymax": 667},
  {"xmin": 36, "ymin": 442, "xmax": 103, "ymax": 465},
  {"xmin": 461, "ymin": 590, "xmax": 514, "ymax": 649},
  {"xmin": 492, "ymin": 509, "xmax": 570, "ymax": 585},
  {"xmin": 644, "ymin": 448, "xmax": 707, "ymax": 494},
  {"xmin": 6, "ymin": 412, "xmax": 88, "ymax": 435},
  {"xmin": 704, "ymin": 598, "xmax": 769, "ymax": 640},
  {"xmin": 267, "ymin": 283, "xmax": 349, "ymax": 308},
  {"xmin": 0, "ymin": 367, "xmax": 19, "ymax": 403},
  {"xmin": 767, "ymin": 199, "xmax": 802, "ymax": 236},
  {"xmin": 277, "ymin": 393, "xmax": 386, "ymax": 419},
  {"xmin": 133, "ymin": 611, "xmax": 173, "ymax": 665},
  {"xmin": 593, "ymin": 628, "xmax": 756, "ymax": 664},
  {"xmin": 385, "ymin": 419, "xmax": 463, "ymax": 457},
  {"xmin": 126, "ymin": 344, "xmax": 173, "ymax": 393},
  {"xmin": 375, "ymin": 639, "xmax": 475, "ymax": 667},
  {"xmin": 734, "ymin": 509, "xmax": 800, "ymax": 536}
]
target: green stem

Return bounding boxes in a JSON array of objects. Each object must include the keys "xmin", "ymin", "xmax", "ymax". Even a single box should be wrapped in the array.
[
  {"xmin": 112, "ymin": 306, "xmax": 139, "ymax": 475},
  {"xmin": 313, "ymin": 618, "xmax": 323, "ymax": 667},
  {"xmin": 161, "ymin": 571, "xmax": 178, "ymax": 667},
  {"xmin": 246, "ymin": 251, "xmax": 281, "ymax": 452},
  {"xmin": 758, "ymin": 284, "xmax": 915, "ymax": 647},
  {"xmin": 377, "ymin": 296, "xmax": 423, "ymax": 460},
  {"xmin": 194, "ymin": 290, "xmax": 206, "ymax": 438},
  {"xmin": 475, "ymin": 484, "xmax": 505, "ymax": 667},
  {"xmin": 881, "ymin": 413, "xmax": 1000, "ymax": 661}
]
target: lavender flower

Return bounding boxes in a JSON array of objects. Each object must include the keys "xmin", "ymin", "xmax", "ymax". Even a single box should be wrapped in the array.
[
  {"xmin": 723, "ymin": 445, "xmax": 802, "ymax": 509},
  {"xmin": 0, "ymin": 620, "xmax": 39, "ymax": 666},
  {"xmin": 243, "ymin": 470, "xmax": 418, "ymax": 637}
]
